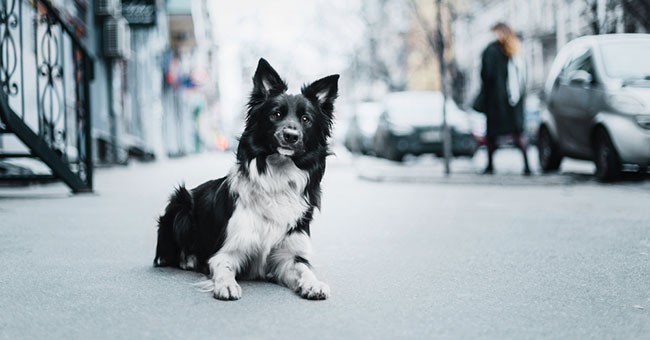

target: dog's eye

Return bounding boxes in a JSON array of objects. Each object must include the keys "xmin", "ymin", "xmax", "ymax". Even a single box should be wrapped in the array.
[
  {"xmin": 270, "ymin": 111, "xmax": 282, "ymax": 120},
  {"xmin": 301, "ymin": 115, "xmax": 311, "ymax": 124}
]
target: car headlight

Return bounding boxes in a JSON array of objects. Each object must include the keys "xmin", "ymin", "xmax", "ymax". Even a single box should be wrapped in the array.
[
  {"xmin": 635, "ymin": 115, "xmax": 650, "ymax": 129},
  {"xmin": 608, "ymin": 94, "xmax": 646, "ymax": 114}
]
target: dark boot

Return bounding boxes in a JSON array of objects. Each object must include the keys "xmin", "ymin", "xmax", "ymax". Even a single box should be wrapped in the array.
[
  {"xmin": 515, "ymin": 134, "xmax": 531, "ymax": 175},
  {"xmin": 483, "ymin": 136, "xmax": 496, "ymax": 174},
  {"xmin": 522, "ymin": 148, "xmax": 531, "ymax": 175}
]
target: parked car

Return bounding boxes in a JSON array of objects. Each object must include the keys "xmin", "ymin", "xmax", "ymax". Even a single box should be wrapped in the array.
[
  {"xmin": 373, "ymin": 91, "xmax": 479, "ymax": 162},
  {"xmin": 344, "ymin": 102, "xmax": 382, "ymax": 155},
  {"xmin": 538, "ymin": 34, "xmax": 650, "ymax": 181}
]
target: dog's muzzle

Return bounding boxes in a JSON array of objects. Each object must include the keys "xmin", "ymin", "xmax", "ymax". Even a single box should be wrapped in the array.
[
  {"xmin": 275, "ymin": 126, "xmax": 303, "ymax": 156},
  {"xmin": 282, "ymin": 129, "xmax": 300, "ymax": 145}
]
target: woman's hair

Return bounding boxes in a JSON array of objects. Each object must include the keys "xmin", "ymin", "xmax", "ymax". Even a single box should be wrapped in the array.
[{"xmin": 491, "ymin": 22, "xmax": 520, "ymax": 57}]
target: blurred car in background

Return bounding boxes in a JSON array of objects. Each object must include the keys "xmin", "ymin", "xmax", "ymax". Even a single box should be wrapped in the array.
[
  {"xmin": 373, "ymin": 91, "xmax": 479, "ymax": 162},
  {"xmin": 538, "ymin": 34, "xmax": 650, "ymax": 181},
  {"xmin": 344, "ymin": 102, "xmax": 382, "ymax": 155}
]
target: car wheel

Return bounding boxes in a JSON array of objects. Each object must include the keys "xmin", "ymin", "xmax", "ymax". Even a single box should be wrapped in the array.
[
  {"xmin": 593, "ymin": 129, "xmax": 621, "ymax": 182},
  {"xmin": 537, "ymin": 126, "xmax": 562, "ymax": 172}
]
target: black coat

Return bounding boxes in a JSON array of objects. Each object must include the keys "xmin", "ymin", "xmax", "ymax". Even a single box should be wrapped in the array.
[{"xmin": 479, "ymin": 41, "xmax": 525, "ymax": 137}]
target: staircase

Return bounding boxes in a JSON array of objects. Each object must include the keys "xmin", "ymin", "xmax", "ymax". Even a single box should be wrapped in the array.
[{"xmin": 0, "ymin": 0, "xmax": 94, "ymax": 192}]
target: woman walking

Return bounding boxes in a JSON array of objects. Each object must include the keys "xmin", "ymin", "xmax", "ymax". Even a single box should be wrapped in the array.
[{"xmin": 475, "ymin": 22, "xmax": 530, "ymax": 175}]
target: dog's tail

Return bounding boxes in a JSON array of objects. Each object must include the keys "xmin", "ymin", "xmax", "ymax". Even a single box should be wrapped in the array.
[
  {"xmin": 154, "ymin": 185, "xmax": 194, "ymax": 267},
  {"xmin": 193, "ymin": 278, "xmax": 215, "ymax": 293}
]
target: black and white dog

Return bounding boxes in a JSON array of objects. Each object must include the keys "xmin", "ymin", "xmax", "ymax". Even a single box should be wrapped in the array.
[{"xmin": 154, "ymin": 58, "xmax": 338, "ymax": 301}]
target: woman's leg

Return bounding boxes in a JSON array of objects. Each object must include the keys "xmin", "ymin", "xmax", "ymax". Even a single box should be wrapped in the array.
[
  {"xmin": 514, "ymin": 133, "xmax": 531, "ymax": 175},
  {"xmin": 484, "ymin": 135, "xmax": 497, "ymax": 174}
]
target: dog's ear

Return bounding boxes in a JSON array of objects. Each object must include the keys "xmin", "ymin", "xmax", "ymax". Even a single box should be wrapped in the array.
[
  {"xmin": 301, "ymin": 74, "xmax": 339, "ymax": 114},
  {"xmin": 252, "ymin": 58, "xmax": 287, "ymax": 98}
]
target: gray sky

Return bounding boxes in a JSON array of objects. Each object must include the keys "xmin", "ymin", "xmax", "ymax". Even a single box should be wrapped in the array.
[{"xmin": 209, "ymin": 0, "xmax": 361, "ymax": 88}]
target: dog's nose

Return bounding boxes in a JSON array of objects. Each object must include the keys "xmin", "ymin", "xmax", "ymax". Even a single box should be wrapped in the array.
[{"xmin": 282, "ymin": 129, "xmax": 300, "ymax": 144}]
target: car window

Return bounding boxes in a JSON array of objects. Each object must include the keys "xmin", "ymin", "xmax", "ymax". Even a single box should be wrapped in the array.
[
  {"xmin": 559, "ymin": 47, "xmax": 594, "ymax": 83},
  {"xmin": 383, "ymin": 92, "xmax": 466, "ymax": 126}
]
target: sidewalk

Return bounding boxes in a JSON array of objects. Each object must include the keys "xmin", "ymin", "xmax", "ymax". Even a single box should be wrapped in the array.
[{"xmin": 348, "ymin": 147, "xmax": 596, "ymax": 186}]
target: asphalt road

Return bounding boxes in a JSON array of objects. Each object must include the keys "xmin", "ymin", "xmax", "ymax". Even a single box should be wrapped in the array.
[{"xmin": 1, "ymin": 148, "xmax": 649, "ymax": 339}]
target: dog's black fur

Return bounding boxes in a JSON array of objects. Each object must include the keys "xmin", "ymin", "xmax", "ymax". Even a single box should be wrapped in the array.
[{"xmin": 154, "ymin": 58, "xmax": 338, "ymax": 299}]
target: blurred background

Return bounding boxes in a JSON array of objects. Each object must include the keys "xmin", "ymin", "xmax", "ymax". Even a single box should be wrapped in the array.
[{"xmin": 0, "ymin": 0, "xmax": 649, "ymax": 190}]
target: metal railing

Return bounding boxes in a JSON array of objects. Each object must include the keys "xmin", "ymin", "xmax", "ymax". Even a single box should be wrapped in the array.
[{"xmin": 0, "ymin": 0, "xmax": 94, "ymax": 192}]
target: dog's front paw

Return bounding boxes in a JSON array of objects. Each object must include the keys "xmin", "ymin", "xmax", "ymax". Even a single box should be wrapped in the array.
[
  {"xmin": 213, "ymin": 279, "xmax": 242, "ymax": 301},
  {"xmin": 297, "ymin": 279, "xmax": 330, "ymax": 300}
]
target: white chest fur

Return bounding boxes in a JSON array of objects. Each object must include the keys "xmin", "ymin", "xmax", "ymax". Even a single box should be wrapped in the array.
[
  {"xmin": 222, "ymin": 155, "xmax": 310, "ymax": 277},
  {"xmin": 229, "ymin": 155, "xmax": 309, "ymax": 227}
]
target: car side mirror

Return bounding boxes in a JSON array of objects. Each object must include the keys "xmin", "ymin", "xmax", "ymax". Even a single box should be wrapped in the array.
[{"xmin": 569, "ymin": 70, "xmax": 592, "ymax": 86}]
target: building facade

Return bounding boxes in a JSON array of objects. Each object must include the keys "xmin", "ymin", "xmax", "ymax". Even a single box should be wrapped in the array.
[{"xmin": 0, "ymin": 0, "xmax": 218, "ymax": 191}]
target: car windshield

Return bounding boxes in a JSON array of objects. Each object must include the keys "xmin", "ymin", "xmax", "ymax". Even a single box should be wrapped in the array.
[
  {"xmin": 385, "ymin": 92, "xmax": 461, "ymax": 125},
  {"xmin": 355, "ymin": 103, "xmax": 382, "ymax": 131},
  {"xmin": 599, "ymin": 41, "xmax": 650, "ymax": 81},
  {"xmin": 356, "ymin": 103, "xmax": 381, "ymax": 121}
]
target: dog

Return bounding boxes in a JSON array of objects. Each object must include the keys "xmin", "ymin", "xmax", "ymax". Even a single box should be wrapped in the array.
[{"xmin": 154, "ymin": 58, "xmax": 338, "ymax": 301}]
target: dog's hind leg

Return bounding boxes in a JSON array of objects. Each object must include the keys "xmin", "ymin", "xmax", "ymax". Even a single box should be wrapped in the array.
[
  {"xmin": 179, "ymin": 251, "xmax": 198, "ymax": 270},
  {"xmin": 268, "ymin": 231, "xmax": 330, "ymax": 300}
]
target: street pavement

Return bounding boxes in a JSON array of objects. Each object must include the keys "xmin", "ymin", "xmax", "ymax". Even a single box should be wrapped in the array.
[{"xmin": 1, "ymin": 147, "xmax": 650, "ymax": 339}]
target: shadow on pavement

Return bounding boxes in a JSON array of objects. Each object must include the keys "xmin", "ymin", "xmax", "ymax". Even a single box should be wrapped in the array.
[
  {"xmin": 149, "ymin": 265, "xmax": 310, "ymax": 301},
  {"xmin": 0, "ymin": 192, "xmax": 71, "ymax": 200}
]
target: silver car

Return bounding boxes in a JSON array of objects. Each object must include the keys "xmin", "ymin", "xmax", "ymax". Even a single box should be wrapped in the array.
[
  {"xmin": 538, "ymin": 34, "xmax": 650, "ymax": 181},
  {"xmin": 373, "ymin": 91, "xmax": 479, "ymax": 162}
]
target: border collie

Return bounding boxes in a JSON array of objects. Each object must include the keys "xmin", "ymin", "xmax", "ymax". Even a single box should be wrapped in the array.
[{"xmin": 154, "ymin": 58, "xmax": 338, "ymax": 301}]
